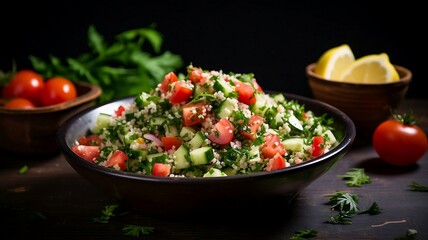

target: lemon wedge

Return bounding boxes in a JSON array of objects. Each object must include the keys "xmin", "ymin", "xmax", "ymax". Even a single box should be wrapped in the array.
[
  {"xmin": 339, "ymin": 53, "xmax": 400, "ymax": 83},
  {"xmin": 314, "ymin": 44, "xmax": 355, "ymax": 80}
]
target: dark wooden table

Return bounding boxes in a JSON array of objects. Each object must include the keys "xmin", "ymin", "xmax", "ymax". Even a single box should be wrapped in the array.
[{"xmin": 1, "ymin": 99, "xmax": 427, "ymax": 240}]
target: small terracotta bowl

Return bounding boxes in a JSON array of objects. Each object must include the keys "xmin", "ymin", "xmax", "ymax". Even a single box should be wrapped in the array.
[
  {"xmin": 0, "ymin": 82, "xmax": 102, "ymax": 157},
  {"xmin": 306, "ymin": 63, "xmax": 412, "ymax": 140}
]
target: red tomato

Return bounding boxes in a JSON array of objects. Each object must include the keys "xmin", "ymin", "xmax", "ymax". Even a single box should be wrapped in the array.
[
  {"xmin": 78, "ymin": 135, "xmax": 103, "ymax": 146},
  {"xmin": 182, "ymin": 101, "xmax": 209, "ymax": 126},
  {"xmin": 311, "ymin": 136, "xmax": 325, "ymax": 158},
  {"xmin": 105, "ymin": 150, "xmax": 128, "ymax": 170},
  {"xmin": 152, "ymin": 163, "xmax": 171, "ymax": 176},
  {"xmin": 4, "ymin": 98, "xmax": 36, "ymax": 109},
  {"xmin": 208, "ymin": 118, "xmax": 234, "ymax": 146},
  {"xmin": 261, "ymin": 133, "xmax": 286, "ymax": 158},
  {"xmin": 265, "ymin": 153, "xmax": 286, "ymax": 171},
  {"xmin": 159, "ymin": 72, "xmax": 178, "ymax": 93},
  {"xmin": 72, "ymin": 145, "xmax": 100, "ymax": 163},
  {"xmin": 373, "ymin": 114, "xmax": 428, "ymax": 166},
  {"xmin": 188, "ymin": 66, "xmax": 204, "ymax": 83},
  {"xmin": 115, "ymin": 105, "xmax": 125, "ymax": 117},
  {"xmin": 169, "ymin": 82, "xmax": 193, "ymax": 104},
  {"xmin": 241, "ymin": 115, "xmax": 264, "ymax": 140},
  {"xmin": 39, "ymin": 77, "xmax": 77, "ymax": 106},
  {"xmin": 2, "ymin": 69, "xmax": 44, "ymax": 105},
  {"xmin": 161, "ymin": 136, "xmax": 182, "ymax": 151},
  {"xmin": 234, "ymin": 81, "xmax": 256, "ymax": 105}
]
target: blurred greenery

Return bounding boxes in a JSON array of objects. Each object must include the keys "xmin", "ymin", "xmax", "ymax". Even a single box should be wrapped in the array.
[{"xmin": 29, "ymin": 24, "xmax": 183, "ymax": 103}]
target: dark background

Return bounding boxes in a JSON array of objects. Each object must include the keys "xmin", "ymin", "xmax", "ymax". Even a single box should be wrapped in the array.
[{"xmin": 1, "ymin": 1, "xmax": 425, "ymax": 99}]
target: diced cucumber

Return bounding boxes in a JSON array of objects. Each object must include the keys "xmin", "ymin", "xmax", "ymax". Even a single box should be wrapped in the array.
[
  {"xmin": 135, "ymin": 92, "xmax": 158, "ymax": 108},
  {"xmin": 187, "ymin": 131, "xmax": 206, "ymax": 150},
  {"xmin": 180, "ymin": 126, "xmax": 196, "ymax": 141},
  {"xmin": 190, "ymin": 146, "xmax": 214, "ymax": 165},
  {"xmin": 323, "ymin": 130, "xmax": 337, "ymax": 145},
  {"xmin": 288, "ymin": 114, "xmax": 303, "ymax": 131},
  {"xmin": 213, "ymin": 77, "xmax": 234, "ymax": 97},
  {"xmin": 149, "ymin": 116, "xmax": 166, "ymax": 126},
  {"xmin": 250, "ymin": 92, "xmax": 269, "ymax": 116},
  {"xmin": 203, "ymin": 168, "xmax": 227, "ymax": 177},
  {"xmin": 164, "ymin": 122, "xmax": 179, "ymax": 137},
  {"xmin": 248, "ymin": 145, "xmax": 262, "ymax": 163},
  {"xmin": 283, "ymin": 138, "xmax": 304, "ymax": 152},
  {"xmin": 92, "ymin": 113, "xmax": 112, "ymax": 134},
  {"xmin": 146, "ymin": 152, "xmax": 168, "ymax": 163},
  {"xmin": 173, "ymin": 145, "xmax": 190, "ymax": 169},
  {"xmin": 271, "ymin": 93, "xmax": 285, "ymax": 103},
  {"xmin": 119, "ymin": 132, "xmax": 138, "ymax": 145},
  {"xmin": 216, "ymin": 99, "xmax": 235, "ymax": 118}
]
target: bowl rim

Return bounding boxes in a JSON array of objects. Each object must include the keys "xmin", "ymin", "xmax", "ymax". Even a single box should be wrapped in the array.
[
  {"xmin": 0, "ymin": 81, "xmax": 102, "ymax": 114},
  {"xmin": 306, "ymin": 62, "xmax": 412, "ymax": 86},
  {"xmin": 57, "ymin": 92, "xmax": 356, "ymax": 184}
]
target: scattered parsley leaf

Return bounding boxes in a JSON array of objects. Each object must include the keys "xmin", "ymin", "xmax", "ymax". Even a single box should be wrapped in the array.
[
  {"xmin": 92, "ymin": 204, "xmax": 118, "ymax": 223},
  {"xmin": 122, "ymin": 224, "xmax": 155, "ymax": 237},
  {"xmin": 288, "ymin": 229, "xmax": 317, "ymax": 240},
  {"xmin": 394, "ymin": 229, "xmax": 417, "ymax": 240},
  {"xmin": 338, "ymin": 168, "xmax": 371, "ymax": 187},
  {"xmin": 358, "ymin": 202, "xmax": 382, "ymax": 215},
  {"xmin": 19, "ymin": 165, "xmax": 29, "ymax": 174},
  {"xmin": 409, "ymin": 182, "xmax": 428, "ymax": 192}
]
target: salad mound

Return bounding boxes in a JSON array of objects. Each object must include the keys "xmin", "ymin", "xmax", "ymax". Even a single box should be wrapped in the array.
[{"xmin": 72, "ymin": 65, "xmax": 338, "ymax": 177}]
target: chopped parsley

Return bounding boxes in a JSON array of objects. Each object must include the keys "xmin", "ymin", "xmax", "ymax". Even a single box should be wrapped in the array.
[
  {"xmin": 409, "ymin": 182, "xmax": 428, "ymax": 192},
  {"xmin": 338, "ymin": 168, "xmax": 371, "ymax": 187},
  {"xmin": 122, "ymin": 225, "xmax": 155, "ymax": 237}
]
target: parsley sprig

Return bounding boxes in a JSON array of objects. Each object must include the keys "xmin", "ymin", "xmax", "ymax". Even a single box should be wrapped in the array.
[
  {"xmin": 92, "ymin": 204, "xmax": 119, "ymax": 223},
  {"xmin": 122, "ymin": 225, "xmax": 155, "ymax": 237},
  {"xmin": 289, "ymin": 229, "xmax": 317, "ymax": 240},
  {"xmin": 325, "ymin": 191, "xmax": 381, "ymax": 224},
  {"xmin": 409, "ymin": 182, "xmax": 428, "ymax": 192},
  {"xmin": 338, "ymin": 168, "xmax": 371, "ymax": 187}
]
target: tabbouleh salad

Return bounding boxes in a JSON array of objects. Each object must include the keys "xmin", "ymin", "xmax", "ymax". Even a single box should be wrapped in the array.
[{"xmin": 72, "ymin": 65, "xmax": 338, "ymax": 177}]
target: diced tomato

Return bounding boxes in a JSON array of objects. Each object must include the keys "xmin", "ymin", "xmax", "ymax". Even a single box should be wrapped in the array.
[
  {"xmin": 208, "ymin": 118, "xmax": 234, "ymax": 146},
  {"xmin": 252, "ymin": 79, "xmax": 263, "ymax": 93},
  {"xmin": 188, "ymin": 66, "xmax": 204, "ymax": 83},
  {"xmin": 159, "ymin": 72, "xmax": 178, "ymax": 93},
  {"xmin": 302, "ymin": 113, "xmax": 310, "ymax": 120},
  {"xmin": 115, "ymin": 105, "xmax": 125, "ymax": 117},
  {"xmin": 161, "ymin": 136, "xmax": 182, "ymax": 151},
  {"xmin": 72, "ymin": 145, "xmax": 100, "ymax": 163},
  {"xmin": 261, "ymin": 133, "xmax": 286, "ymax": 158},
  {"xmin": 78, "ymin": 135, "xmax": 103, "ymax": 146},
  {"xmin": 241, "ymin": 115, "xmax": 264, "ymax": 140},
  {"xmin": 105, "ymin": 150, "xmax": 128, "ymax": 170},
  {"xmin": 311, "ymin": 136, "xmax": 325, "ymax": 158},
  {"xmin": 234, "ymin": 80, "xmax": 256, "ymax": 105},
  {"xmin": 265, "ymin": 153, "xmax": 286, "ymax": 171},
  {"xmin": 152, "ymin": 163, "xmax": 171, "ymax": 176},
  {"xmin": 169, "ymin": 81, "xmax": 193, "ymax": 105},
  {"xmin": 182, "ymin": 101, "xmax": 209, "ymax": 126}
]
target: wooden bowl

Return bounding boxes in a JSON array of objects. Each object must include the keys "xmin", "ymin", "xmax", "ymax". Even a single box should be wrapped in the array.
[
  {"xmin": 306, "ymin": 63, "xmax": 412, "ymax": 140},
  {"xmin": 0, "ymin": 82, "xmax": 102, "ymax": 157}
]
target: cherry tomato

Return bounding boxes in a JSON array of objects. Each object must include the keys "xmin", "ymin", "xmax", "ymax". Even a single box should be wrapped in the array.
[
  {"xmin": 40, "ymin": 77, "xmax": 77, "ymax": 106},
  {"xmin": 105, "ymin": 150, "xmax": 128, "ymax": 170},
  {"xmin": 152, "ymin": 163, "xmax": 171, "ymax": 176},
  {"xmin": 159, "ymin": 72, "xmax": 178, "ymax": 93},
  {"xmin": 2, "ymin": 69, "xmax": 44, "ymax": 105},
  {"xmin": 208, "ymin": 118, "xmax": 235, "ymax": 146},
  {"xmin": 373, "ymin": 113, "xmax": 428, "ymax": 166},
  {"xmin": 4, "ymin": 98, "xmax": 36, "ymax": 109},
  {"xmin": 261, "ymin": 133, "xmax": 286, "ymax": 158}
]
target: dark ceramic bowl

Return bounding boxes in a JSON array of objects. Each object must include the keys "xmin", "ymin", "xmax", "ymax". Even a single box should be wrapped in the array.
[
  {"xmin": 0, "ymin": 82, "xmax": 102, "ymax": 157},
  {"xmin": 57, "ymin": 92, "xmax": 356, "ymax": 219},
  {"xmin": 306, "ymin": 63, "xmax": 412, "ymax": 140}
]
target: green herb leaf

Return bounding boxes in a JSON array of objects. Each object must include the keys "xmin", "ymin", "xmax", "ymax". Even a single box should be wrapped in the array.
[
  {"xmin": 409, "ymin": 182, "xmax": 428, "ymax": 192},
  {"xmin": 92, "ymin": 204, "xmax": 118, "ymax": 223},
  {"xmin": 122, "ymin": 224, "xmax": 155, "ymax": 237},
  {"xmin": 338, "ymin": 168, "xmax": 371, "ymax": 187},
  {"xmin": 324, "ymin": 191, "xmax": 359, "ymax": 224},
  {"xmin": 289, "ymin": 229, "xmax": 317, "ymax": 240},
  {"xmin": 394, "ymin": 229, "xmax": 417, "ymax": 240},
  {"xmin": 359, "ymin": 202, "xmax": 382, "ymax": 215},
  {"xmin": 19, "ymin": 165, "xmax": 29, "ymax": 174}
]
